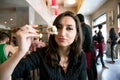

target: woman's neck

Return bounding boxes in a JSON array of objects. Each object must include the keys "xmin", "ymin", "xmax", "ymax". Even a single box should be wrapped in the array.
[
  {"xmin": 58, "ymin": 47, "xmax": 70, "ymax": 73},
  {"xmin": 58, "ymin": 46, "xmax": 70, "ymax": 57}
]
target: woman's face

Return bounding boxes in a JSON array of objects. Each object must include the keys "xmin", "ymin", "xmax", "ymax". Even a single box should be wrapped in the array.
[{"xmin": 55, "ymin": 16, "xmax": 77, "ymax": 47}]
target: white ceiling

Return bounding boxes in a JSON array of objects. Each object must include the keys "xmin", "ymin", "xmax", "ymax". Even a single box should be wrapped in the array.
[
  {"xmin": 0, "ymin": 0, "xmax": 108, "ymax": 28},
  {"xmin": 0, "ymin": 0, "xmax": 28, "ymax": 8},
  {"xmin": 47, "ymin": 0, "xmax": 108, "ymax": 15},
  {"xmin": 78, "ymin": 0, "xmax": 108, "ymax": 15},
  {"xmin": 0, "ymin": 0, "xmax": 109, "ymax": 15}
]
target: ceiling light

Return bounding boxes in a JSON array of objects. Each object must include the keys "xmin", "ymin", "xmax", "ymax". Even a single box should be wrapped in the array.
[
  {"xmin": 10, "ymin": 18, "xmax": 13, "ymax": 21},
  {"xmin": 4, "ymin": 21, "xmax": 7, "ymax": 24},
  {"xmin": 66, "ymin": 0, "xmax": 76, "ymax": 5}
]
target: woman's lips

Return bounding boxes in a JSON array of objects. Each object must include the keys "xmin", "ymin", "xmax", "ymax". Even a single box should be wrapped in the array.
[{"xmin": 58, "ymin": 38, "xmax": 66, "ymax": 42}]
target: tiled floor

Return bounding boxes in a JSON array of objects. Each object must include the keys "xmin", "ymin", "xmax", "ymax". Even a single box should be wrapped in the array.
[{"xmin": 97, "ymin": 54, "xmax": 120, "ymax": 80}]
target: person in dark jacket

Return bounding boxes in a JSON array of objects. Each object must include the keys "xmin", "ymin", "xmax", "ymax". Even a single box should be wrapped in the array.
[
  {"xmin": 0, "ymin": 11, "xmax": 87, "ymax": 80},
  {"xmin": 93, "ymin": 30, "xmax": 98, "ymax": 50},
  {"xmin": 96, "ymin": 24, "xmax": 108, "ymax": 69},
  {"xmin": 77, "ymin": 13, "xmax": 96, "ymax": 80},
  {"xmin": 109, "ymin": 27, "xmax": 117, "ymax": 63}
]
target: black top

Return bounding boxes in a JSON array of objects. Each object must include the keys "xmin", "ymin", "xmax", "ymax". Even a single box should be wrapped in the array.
[
  {"xmin": 109, "ymin": 32, "xmax": 117, "ymax": 46},
  {"xmin": 97, "ymin": 30, "xmax": 104, "ymax": 43},
  {"xmin": 12, "ymin": 47, "xmax": 87, "ymax": 80},
  {"xmin": 93, "ymin": 35, "xmax": 97, "ymax": 41}
]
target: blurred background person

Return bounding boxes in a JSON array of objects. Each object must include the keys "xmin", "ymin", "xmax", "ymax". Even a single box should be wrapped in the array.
[
  {"xmin": 0, "ymin": 32, "xmax": 15, "ymax": 62},
  {"xmin": 11, "ymin": 36, "xmax": 18, "ymax": 46},
  {"xmin": 115, "ymin": 32, "xmax": 120, "ymax": 59},
  {"xmin": 77, "ymin": 13, "xmax": 95, "ymax": 80},
  {"xmin": 93, "ymin": 30, "xmax": 98, "ymax": 53},
  {"xmin": 29, "ymin": 37, "xmax": 46, "ymax": 52},
  {"xmin": 0, "ymin": 32, "xmax": 16, "ymax": 80},
  {"xmin": 108, "ymin": 28, "xmax": 117, "ymax": 63},
  {"xmin": 96, "ymin": 24, "xmax": 108, "ymax": 69}
]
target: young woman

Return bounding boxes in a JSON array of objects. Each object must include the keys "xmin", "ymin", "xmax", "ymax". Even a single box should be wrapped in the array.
[
  {"xmin": 0, "ymin": 11, "xmax": 87, "ymax": 80},
  {"xmin": 109, "ymin": 28, "xmax": 117, "ymax": 63}
]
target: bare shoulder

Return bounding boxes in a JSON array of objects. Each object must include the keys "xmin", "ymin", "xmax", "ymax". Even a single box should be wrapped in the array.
[{"xmin": 5, "ymin": 44, "xmax": 16, "ymax": 55}]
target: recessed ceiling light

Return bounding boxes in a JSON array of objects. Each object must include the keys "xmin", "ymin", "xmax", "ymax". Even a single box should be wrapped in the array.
[
  {"xmin": 10, "ymin": 18, "xmax": 13, "ymax": 21},
  {"xmin": 66, "ymin": 0, "xmax": 76, "ymax": 5}
]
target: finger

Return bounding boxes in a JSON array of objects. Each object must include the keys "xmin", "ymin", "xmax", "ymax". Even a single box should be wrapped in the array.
[
  {"xmin": 20, "ymin": 25, "xmax": 29, "ymax": 30},
  {"xmin": 32, "ymin": 25, "xmax": 38, "ymax": 28},
  {"xmin": 26, "ymin": 32, "xmax": 39, "ymax": 39},
  {"xmin": 22, "ymin": 25, "xmax": 38, "ymax": 34}
]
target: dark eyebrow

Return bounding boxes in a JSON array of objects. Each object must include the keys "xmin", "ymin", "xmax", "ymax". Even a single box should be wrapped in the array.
[
  {"xmin": 67, "ymin": 24, "xmax": 73, "ymax": 27},
  {"xmin": 57, "ymin": 23, "xmax": 73, "ymax": 27}
]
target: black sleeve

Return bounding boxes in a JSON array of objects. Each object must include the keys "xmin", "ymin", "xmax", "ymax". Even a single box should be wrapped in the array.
[
  {"xmin": 78, "ymin": 52, "xmax": 87, "ymax": 80},
  {"xmin": 82, "ymin": 25, "xmax": 92, "ymax": 51},
  {"xmin": 12, "ymin": 50, "xmax": 42, "ymax": 79}
]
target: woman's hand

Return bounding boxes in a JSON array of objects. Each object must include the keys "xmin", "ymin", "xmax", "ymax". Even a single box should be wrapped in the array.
[{"xmin": 16, "ymin": 25, "xmax": 39, "ymax": 56}]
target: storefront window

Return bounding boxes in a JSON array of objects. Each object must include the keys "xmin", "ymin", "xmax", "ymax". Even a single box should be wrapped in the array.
[
  {"xmin": 93, "ymin": 14, "xmax": 106, "ymax": 26},
  {"xmin": 93, "ymin": 13, "xmax": 107, "ymax": 43}
]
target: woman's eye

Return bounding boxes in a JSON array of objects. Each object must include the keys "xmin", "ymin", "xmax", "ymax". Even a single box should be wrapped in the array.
[{"xmin": 67, "ymin": 27, "xmax": 73, "ymax": 30}]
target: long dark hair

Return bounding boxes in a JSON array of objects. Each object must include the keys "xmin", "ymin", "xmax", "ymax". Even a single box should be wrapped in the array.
[
  {"xmin": 109, "ymin": 28, "xmax": 117, "ymax": 40},
  {"xmin": 109, "ymin": 28, "xmax": 116, "ymax": 35},
  {"xmin": 45, "ymin": 11, "xmax": 82, "ymax": 67}
]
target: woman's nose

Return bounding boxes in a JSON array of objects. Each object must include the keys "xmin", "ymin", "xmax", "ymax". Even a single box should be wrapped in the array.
[{"xmin": 58, "ymin": 28, "xmax": 66, "ymax": 36}]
